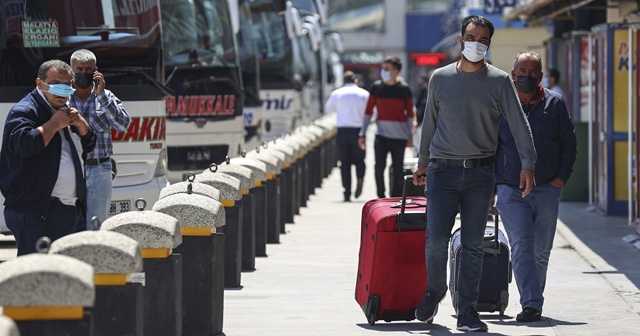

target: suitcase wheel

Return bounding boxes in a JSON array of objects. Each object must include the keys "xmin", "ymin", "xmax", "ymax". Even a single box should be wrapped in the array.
[
  {"xmin": 499, "ymin": 290, "xmax": 509, "ymax": 316},
  {"xmin": 367, "ymin": 311, "xmax": 377, "ymax": 326},
  {"xmin": 365, "ymin": 295, "xmax": 381, "ymax": 325}
]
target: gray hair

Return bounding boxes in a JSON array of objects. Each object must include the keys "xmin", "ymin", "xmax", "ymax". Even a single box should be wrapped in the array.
[
  {"xmin": 512, "ymin": 50, "xmax": 543, "ymax": 71},
  {"xmin": 38, "ymin": 59, "xmax": 73, "ymax": 80},
  {"xmin": 70, "ymin": 49, "xmax": 97, "ymax": 67}
]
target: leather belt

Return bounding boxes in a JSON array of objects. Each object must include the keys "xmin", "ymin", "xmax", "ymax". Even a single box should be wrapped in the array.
[
  {"xmin": 430, "ymin": 156, "xmax": 496, "ymax": 169},
  {"xmin": 85, "ymin": 157, "xmax": 110, "ymax": 166}
]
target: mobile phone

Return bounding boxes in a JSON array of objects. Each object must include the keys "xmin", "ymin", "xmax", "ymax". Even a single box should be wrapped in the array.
[{"xmin": 93, "ymin": 67, "xmax": 99, "ymax": 85}]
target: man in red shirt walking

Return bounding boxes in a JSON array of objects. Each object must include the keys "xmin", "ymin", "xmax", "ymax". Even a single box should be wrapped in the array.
[{"xmin": 358, "ymin": 56, "xmax": 414, "ymax": 198}]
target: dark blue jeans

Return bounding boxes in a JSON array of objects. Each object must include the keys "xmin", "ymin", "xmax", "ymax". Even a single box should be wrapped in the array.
[
  {"xmin": 337, "ymin": 128, "xmax": 365, "ymax": 198},
  {"xmin": 374, "ymin": 135, "xmax": 407, "ymax": 198},
  {"xmin": 5, "ymin": 199, "xmax": 85, "ymax": 255},
  {"xmin": 424, "ymin": 161, "xmax": 495, "ymax": 314}
]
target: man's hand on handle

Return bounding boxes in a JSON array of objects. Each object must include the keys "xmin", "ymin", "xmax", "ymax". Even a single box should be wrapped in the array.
[{"xmin": 412, "ymin": 165, "xmax": 427, "ymax": 186}]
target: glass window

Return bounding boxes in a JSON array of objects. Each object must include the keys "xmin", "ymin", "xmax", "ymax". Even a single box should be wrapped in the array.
[
  {"xmin": 406, "ymin": 0, "xmax": 451, "ymax": 14},
  {"xmin": 327, "ymin": 0, "xmax": 384, "ymax": 32},
  {"xmin": 161, "ymin": 0, "xmax": 237, "ymax": 67},
  {"xmin": 0, "ymin": 0, "xmax": 162, "ymax": 87}
]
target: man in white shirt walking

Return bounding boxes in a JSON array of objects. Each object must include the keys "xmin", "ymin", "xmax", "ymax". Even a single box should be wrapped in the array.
[{"xmin": 325, "ymin": 71, "xmax": 370, "ymax": 202}]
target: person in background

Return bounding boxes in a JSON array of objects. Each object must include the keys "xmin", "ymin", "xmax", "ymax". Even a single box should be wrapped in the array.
[
  {"xmin": 496, "ymin": 50, "xmax": 576, "ymax": 323},
  {"xmin": 325, "ymin": 71, "xmax": 370, "ymax": 202},
  {"xmin": 358, "ymin": 56, "xmax": 414, "ymax": 198},
  {"xmin": 412, "ymin": 71, "xmax": 432, "ymax": 155},
  {"xmin": 0, "ymin": 59, "xmax": 96, "ymax": 255},
  {"xmin": 412, "ymin": 15, "xmax": 536, "ymax": 332},
  {"xmin": 546, "ymin": 68, "xmax": 564, "ymax": 97},
  {"xmin": 69, "ymin": 49, "xmax": 131, "ymax": 227}
]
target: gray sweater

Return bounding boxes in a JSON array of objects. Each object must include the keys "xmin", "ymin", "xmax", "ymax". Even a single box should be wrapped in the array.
[{"xmin": 418, "ymin": 62, "xmax": 536, "ymax": 170}]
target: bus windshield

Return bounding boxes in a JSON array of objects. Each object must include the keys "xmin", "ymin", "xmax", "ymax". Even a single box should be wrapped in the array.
[
  {"xmin": 161, "ymin": 0, "xmax": 237, "ymax": 68},
  {"xmin": 0, "ymin": 0, "xmax": 163, "ymax": 89}
]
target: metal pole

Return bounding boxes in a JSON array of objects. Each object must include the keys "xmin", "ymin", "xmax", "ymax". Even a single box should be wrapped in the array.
[
  {"xmin": 628, "ymin": 25, "xmax": 636, "ymax": 225},
  {"xmin": 588, "ymin": 33, "xmax": 594, "ymax": 206}
]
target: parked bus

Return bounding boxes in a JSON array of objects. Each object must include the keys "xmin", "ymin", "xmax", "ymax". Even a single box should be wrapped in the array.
[
  {"xmin": 238, "ymin": 0, "xmax": 264, "ymax": 150},
  {"xmin": 0, "ymin": 0, "xmax": 170, "ymax": 233},
  {"xmin": 160, "ymin": 0, "xmax": 244, "ymax": 182},
  {"xmin": 249, "ymin": 0, "xmax": 314, "ymax": 141}
]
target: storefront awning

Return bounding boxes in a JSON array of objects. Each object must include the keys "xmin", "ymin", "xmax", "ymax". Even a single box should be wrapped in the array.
[{"xmin": 502, "ymin": 0, "xmax": 603, "ymax": 25}]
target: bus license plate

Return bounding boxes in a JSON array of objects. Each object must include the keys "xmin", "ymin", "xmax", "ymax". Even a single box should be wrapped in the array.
[{"xmin": 110, "ymin": 200, "xmax": 131, "ymax": 216}]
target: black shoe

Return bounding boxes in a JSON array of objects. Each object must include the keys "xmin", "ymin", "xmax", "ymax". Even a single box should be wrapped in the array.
[
  {"xmin": 415, "ymin": 291, "xmax": 444, "ymax": 323},
  {"xmin": 456, "ymin": 309, "xmax": 488, "ymax": 332},
  {"xmin": 355, "ymin": 179, "xmax": 364, "ymax": 198},
  {"xmin": 343, "ymin": 196, "xmax": 351, "ymax": 202},
  {"xmin": 516, "ymin": 307, "xmax": 542, "ymax": 322}
]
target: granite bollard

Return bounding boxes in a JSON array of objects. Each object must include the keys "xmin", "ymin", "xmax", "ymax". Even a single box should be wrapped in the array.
[
  {"xmin": 194, "ymin": 170, "xmax": 244, "ymax": 288},
  {"xmin": 215, "ymin": 161, "xmax": 257, "ymax": 270},
  {"xmin": 0, "ymin": 316, "xmax": 19, "ymax": 336},
  {"xmin": 254, "ymin": 147, "xmax": 288, "ymax": 233},
  {"xmin": 159, "ymin": 178, "xmax": 221, "ymax": 202},
  {"xmin": 276, "ymin": 137, "xmax": 305, "ymax": 214},
  {"xmin": 101, "ymin": 209, "xmax": 183, "ymax": 336},
  {"xmin": 269, "ymin": 140, "xmax": 298, "ymax": 224},
  {"xmin": 0, "ymin": 254, "xmax": 95, "ymax": 336},
  {"xmin": 230, "ymin": 154, "xmax": 269, "ymax": 256},
  {"xmin": 246, "ymin": 147, "xmax": 284, "ymax": 244},
  {"xmin": 287, "ymin": 132, "xmax": 313, "ymax": 204},
  {"xmin": 153, "ymin": 190, "xmax": 226, "ymax": 336},
  {"xmin": 49, "ymin": 231, "xmax": 144, "ymax": 336}
]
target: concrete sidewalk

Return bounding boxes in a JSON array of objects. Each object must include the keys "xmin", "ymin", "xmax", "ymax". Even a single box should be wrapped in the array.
[{"xmin": 223, "ymin": 163, "xmax": 640, "ymax": 335}]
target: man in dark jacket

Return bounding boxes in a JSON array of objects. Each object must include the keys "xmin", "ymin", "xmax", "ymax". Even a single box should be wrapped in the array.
[
  {"xmin": 0, "ymin": 59, "xmax": 96, "ymax": 255},
  {"xmin": 495, "ymin": 50, "xmax": 577, "ymax": 322}
]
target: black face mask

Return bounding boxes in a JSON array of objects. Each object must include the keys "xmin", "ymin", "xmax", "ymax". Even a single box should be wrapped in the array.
[
  {"xmin": 74, "ymin": 72, "xmax": 93, "ymax": 89},
  {"xmin": 515, "ymin": 75, "xmax": 539, "ymax": 94}
]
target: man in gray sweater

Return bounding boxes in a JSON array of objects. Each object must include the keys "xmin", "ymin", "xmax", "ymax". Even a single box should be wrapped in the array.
[{"xmin": 412, "ymin": 15, "xmax": 537, "ymax": 332}]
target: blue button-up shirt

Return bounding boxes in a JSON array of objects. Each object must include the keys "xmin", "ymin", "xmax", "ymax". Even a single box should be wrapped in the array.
[{"xmin": 69, "ymin": 89, "xmax": 130, "ymax": 159}]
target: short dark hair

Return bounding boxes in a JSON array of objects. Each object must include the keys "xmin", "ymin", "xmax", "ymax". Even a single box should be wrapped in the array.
[
  {"xmin": 383, "ymin": 56, "xmax": 402, "ymax": 71},
  {"xmin": 343, "ymin": 71, "xmax": 357, "ymax": 84},
  {"xmin": 549, "ymin": 68, "xmax": 560, "ymax": 81},
  {"xmin": 461, "ymin": 15, "xmax": 495, "ymax": 39},
  {"xmin": 384, "ymin": 56, "xmax": 402, "ymax": 72},
  {"xmin": 38, "ymin": 59, "xmax": 73, "ymax": 81}
]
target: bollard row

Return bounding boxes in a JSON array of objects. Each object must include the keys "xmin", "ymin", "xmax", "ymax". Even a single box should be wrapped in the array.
[{"xmin": 0, "ymin": 113, "xmax": 338, "ymax": 336}]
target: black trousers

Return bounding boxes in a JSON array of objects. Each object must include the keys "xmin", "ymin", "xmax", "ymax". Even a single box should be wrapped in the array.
[
  {"xmin": 374, "ymin": 135, "xmax": 407, "ymax": 198},
  {"xmin": 337, "ymin": 128, "xmax": 366, "ymax": 198},
  {"xmin": 5, "ymin": 199, "xmax": 85, "ymax": 255}
]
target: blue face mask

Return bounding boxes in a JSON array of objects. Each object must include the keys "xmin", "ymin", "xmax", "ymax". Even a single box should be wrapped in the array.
[
  {"xmin": 42, "ymin": 82, "xmax": 76, "ymax": 97},
  {"xmin": 380, "ymin": 69, "xmax": 391, "ymax": 82}
]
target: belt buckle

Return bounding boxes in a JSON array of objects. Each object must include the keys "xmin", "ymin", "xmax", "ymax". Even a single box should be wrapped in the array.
[{"xmin": 463, "ymin": 159, "xmax": 474, "ymax": 169}]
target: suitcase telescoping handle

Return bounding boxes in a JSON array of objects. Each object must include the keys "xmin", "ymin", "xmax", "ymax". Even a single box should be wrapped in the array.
[
  {"xmin": 489, "ymin": 206, "xmax": 500, "ymax": 251},
  {"xmin": 393, "ymin": 175, "xmax": 427, "ymax": 231},
  {"xmin": 400, "ymin": 175, "xmax": 420, "ymax": 218}
]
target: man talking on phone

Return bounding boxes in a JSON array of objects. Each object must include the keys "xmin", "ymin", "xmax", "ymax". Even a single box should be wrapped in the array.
[{"xmin": 69, "ymin": 49, "xmax": 131, "ymax": 227}]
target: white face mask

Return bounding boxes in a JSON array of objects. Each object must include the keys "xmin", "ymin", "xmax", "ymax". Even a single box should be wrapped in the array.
[
  {"xmin": 461, "ymin": 41, "xmax": 488, "ymax": 63},
  {"xmin": 380, "ymin": 69, "xmax": 391, "ymax": 82}
]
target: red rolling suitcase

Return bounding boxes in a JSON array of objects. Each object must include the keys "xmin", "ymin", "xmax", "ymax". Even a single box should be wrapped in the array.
[{"xmin": 355, "ymin": 176, "xmax": 428, "ymax": 325}]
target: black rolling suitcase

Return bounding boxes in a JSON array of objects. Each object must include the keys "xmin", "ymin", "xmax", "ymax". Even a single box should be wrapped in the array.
[{"xmin": 449, "ymin": 207, "xmax": 511, "ymax": 315}]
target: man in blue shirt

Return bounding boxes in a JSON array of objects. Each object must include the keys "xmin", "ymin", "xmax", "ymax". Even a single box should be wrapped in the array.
[
  {"xmin": 69, "ymin": 49, "xmax": 131, "ymax": 226},
  {"xmin": 496, "ymin": 50, "xmax": 577, "ymax": 322},
  {"xmin": 0, "ymin": 59, "xmax": 96, "ymax": 255}
]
